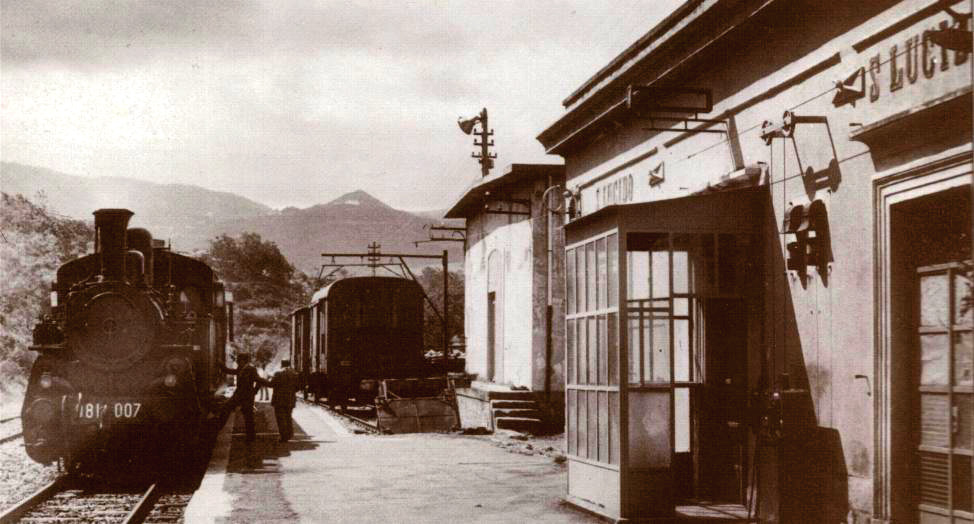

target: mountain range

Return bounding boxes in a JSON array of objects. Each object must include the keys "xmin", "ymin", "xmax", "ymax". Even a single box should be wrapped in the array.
[{"xmin": 1, "ymin": 162, "xmax": 464, "ymax": 273}]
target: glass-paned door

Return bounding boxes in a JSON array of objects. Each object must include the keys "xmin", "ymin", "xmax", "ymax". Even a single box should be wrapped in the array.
[
  {"xmin": 565, "ymin": 232, "xmax": 621, "ymax": 516},
  {"xmin": 625, "ymin": 232, "xmax": 749, "ymax": 504},
  {"xmin": 915, "ymin": 263, "xmax": 973, "ymax": 523}
]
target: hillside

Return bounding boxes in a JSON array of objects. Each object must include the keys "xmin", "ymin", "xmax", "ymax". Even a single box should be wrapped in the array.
[
  {"xmin": 217, "ymin": 190, "xmax": 464, "ymax": 272},
  {"xmin": 1, "ymin": 163, "xmax": 465, "ymax": 272},
  {"xmin": 0, "ymin": 193, "xmax": 93, "ymax": 397},
  {"xmin": 1, "ymin": 162, "xmax": 271, "ymax": 249}
]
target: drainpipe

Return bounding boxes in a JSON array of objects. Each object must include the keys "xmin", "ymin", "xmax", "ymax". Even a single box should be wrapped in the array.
[
  {"xmin": 541, "ymin": 178, "xmax": 563, "ymax": 405},
  {"xmin": 545, "ymin": 176, "xmax": 553, "ymax": 404}
]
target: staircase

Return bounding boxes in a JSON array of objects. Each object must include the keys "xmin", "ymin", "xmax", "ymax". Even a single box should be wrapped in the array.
[{"xmin": 488, "ymin": 390, "xmax": 543, "ymax": 434}]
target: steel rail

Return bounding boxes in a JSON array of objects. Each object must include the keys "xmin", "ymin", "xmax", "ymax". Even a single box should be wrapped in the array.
[
  {"xmin": 122, "ymin": 482, "xmax": 161, "ymax": 524},
  {"xmin": 0, "ymin": 432, "xmax": 23, "ymax": 445},
  {"xmin": 0, "ymin": 416, "xmax": 20, "ymax": 424},
  {"xmin": 0, "ymin": 477, "xmax": 68, "ymax": 524},
  {"xmin": 312, "ymin": 400, "xmax": 381, "ymax": 434}
]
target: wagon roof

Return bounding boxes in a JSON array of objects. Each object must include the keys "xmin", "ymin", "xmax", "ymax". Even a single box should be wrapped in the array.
[{"xmin": 310, "ymin": 276, "xmax": 416, "ymax": 304}]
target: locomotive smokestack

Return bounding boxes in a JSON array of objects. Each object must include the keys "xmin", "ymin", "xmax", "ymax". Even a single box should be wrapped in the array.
[
  {"xmin": 126, "ymin": 228, "xmax": 154, "ymax": 287},
  {"xmin": 93, "ymin": 209, "xmax": 134, "ymax": 281}
]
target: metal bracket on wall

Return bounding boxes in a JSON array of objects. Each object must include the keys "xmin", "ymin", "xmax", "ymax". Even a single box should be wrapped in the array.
[
  {"xmin": 483, "ymin": 194, "xmax": 531, "ymax": 217},
  {"xmin": 760, "ymin": 111, "xmax": 828, "ymax": 145},
  {"xmin": 627, "ymin": 85, "xmax": 726, "ymax": 134}
]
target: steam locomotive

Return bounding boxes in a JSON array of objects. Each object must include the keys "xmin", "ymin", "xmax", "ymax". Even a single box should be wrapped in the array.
[{"xmin": 22, "ymin": 209, "xmax": 231, "ymax": 472}]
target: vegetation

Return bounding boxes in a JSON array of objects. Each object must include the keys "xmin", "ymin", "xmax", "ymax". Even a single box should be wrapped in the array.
[
  {"xmin": 200, "ymin": 233, "xmax": 309, "ymax": 369},
  {"xmin": 0, "ymin": 193, "xmax": 466, "ymax": 400},
  {"xmin": 416, "ymin": 266, "xmax": 464, "ymax": 356},
  {"xmin": 0, "ymin": 193, "xmax": 93, "ymax": 398}
]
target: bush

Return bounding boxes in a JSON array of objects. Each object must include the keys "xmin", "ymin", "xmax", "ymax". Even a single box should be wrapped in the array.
[{"xmin": 0, "ymin": 193, "xmax": 93, "ymax": 394}]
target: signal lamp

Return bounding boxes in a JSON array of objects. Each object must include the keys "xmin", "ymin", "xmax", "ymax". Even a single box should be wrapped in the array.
[
  {"xmin": 806, "ymin": 200, "xmax": 828, "ymax": 269},
  {"xmin": 786, "ymin": 239, "xmax": 807, "ymax": 272}
]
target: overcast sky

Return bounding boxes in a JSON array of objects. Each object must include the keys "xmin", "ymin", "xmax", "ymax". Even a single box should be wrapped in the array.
[{"xmin": 2, "ymin": 0, "xmax": 683, "ymax": 211}]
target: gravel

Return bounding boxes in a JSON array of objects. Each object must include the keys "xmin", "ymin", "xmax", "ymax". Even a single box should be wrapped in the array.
[{"xmin": 0, "ymin": 424, "xmax": 59, "ymax": 513}]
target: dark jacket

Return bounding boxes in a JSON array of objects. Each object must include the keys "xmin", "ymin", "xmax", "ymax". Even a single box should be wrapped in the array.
[
  {"xmin": 223, "ymin": 363, "xmax": 270, "ymax": 402},
  {"xmin": 271, "ymin": 368, "xmax": 300, "ymax": 408}
]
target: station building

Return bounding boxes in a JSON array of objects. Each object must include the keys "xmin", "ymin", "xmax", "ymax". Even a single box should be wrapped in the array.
[
  {"xmin": 536, "ymin": 1, "xmax": 972, "ymax": 522},
  {"xmin": 445, "ymin": 163, "xmax": 566, "ymax": 432}
]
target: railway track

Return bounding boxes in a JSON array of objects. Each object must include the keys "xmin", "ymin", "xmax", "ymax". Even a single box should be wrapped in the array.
[
  {"xmin": 308, "ymin": 399, "xmax": 381, "ymax": 434},
  {"xmin": 0, "ymin": 416, "xmax": 23, "ymax": 445},
  {"xmin": 0, "ymin": 478, "xmax": 191, "ymax": 524},
  {"xmin": 0, "ymin": 432, "xmax": 23, "ymax": 445}
]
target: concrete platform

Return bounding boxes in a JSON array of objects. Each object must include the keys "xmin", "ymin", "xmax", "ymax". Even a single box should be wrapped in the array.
[{"xmin": 186, "ymin": 402, "xmax": 598, "ymax": 523}]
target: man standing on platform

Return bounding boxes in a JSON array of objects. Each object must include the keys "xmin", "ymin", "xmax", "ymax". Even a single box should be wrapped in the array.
[
  {"xmin": 271, "ymin": 359, "xmax": 300, "ymax": 442},
  {"xmin": 221, "ymin": 353, "xmax": 270, "ymax": 442}
]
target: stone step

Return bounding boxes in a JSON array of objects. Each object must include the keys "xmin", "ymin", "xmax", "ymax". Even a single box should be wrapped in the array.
[
  {"xmin": 484, "ymin": 390, "xmax": 536, "ymax": 401},
  {"xmin": 494, "ymin": 416, "xmax": 542, "ymax": 433},
  {"xmin": 489, "ymin": 399, "xmax": 536, "ymax": 410},
  {"xmin": 492, "ymin": 408, "xmax": 540, "ymax": 419}
]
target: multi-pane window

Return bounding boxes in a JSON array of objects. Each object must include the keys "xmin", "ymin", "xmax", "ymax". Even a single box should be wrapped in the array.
[
  {"xmin": 916, "ymin": 263, "xmax": 972, "ymax": 518},
  {"xmin": 566, "ymin": 232, "xmax": 619, "ymax": 465}
]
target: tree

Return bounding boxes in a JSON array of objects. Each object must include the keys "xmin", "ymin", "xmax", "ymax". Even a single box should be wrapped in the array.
[
  {"xmin": 416, "ymin": 267, "xmax": 464, "ymax": 355},
  {"xmin": 202, "ymin": 233, "xmax": 303, "ymax": 367}
]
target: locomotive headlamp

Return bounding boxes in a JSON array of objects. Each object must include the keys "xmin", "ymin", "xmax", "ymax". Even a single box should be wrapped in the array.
[
  {"xmin": 39, "ymin": 373, "xmax": 53, "ymax": 389},
  {"xmin": 164, "ymin": 374, "xmax": 178, "ymax": 388},
  {"xmin": 49, "ymin": 291, "xmax": 58, "ymax": 308},
  {"xmin": 29, "ymin": 398, "xmax": 56, "ymax": 424}
]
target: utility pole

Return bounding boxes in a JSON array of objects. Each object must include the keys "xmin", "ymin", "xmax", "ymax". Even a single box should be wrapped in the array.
[
  {"xmin": 442, "ymin": 249, "xmax": 449, "ymax": 359},
  {"xmin": 457, "ymin": 108, "xmax": 496, "ymax": 178}
]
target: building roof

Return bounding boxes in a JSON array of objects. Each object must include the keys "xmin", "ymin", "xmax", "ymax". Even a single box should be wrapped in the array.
[
  {"xmin": 537, "ymin": 0, "xmax": 777, "ymax": 155},
  {"xmin": 443, "ymin": 163, "xmax": 564, "ymax": 219}
]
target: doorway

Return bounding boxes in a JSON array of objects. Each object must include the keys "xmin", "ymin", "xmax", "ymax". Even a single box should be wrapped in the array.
[
  {"xmin": 487, "ymin": 291, "xmax": 500, "ymax": 382},
  {"xmin": 889, "ymin": 185, "xmax": 972, "ymax": 523},
  {"xmin": 625, "ymin": 232, "xmax": 752, "ymax": 505},
  {"xmin": 699, "ymin": 297, "xmax": 748, "ymax": 503}
]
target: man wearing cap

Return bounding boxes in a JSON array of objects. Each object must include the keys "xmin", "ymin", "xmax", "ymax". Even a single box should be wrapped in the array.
[
  {"xmin": 220, "ymin": 353, "xmax": 270, "ymax": 443},
  {"xmin": 271, "ymin": 359, "xmax": 300, "ymax": 442}
]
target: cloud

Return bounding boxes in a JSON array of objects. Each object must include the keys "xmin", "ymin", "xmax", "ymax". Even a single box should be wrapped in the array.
[
  {"xmin": 1, "ymin": 0, "xmax": 684, "ymax": 210},
  {"xmin": 1, "ymin": 0, "xmax": 260, "ymax": 66}
]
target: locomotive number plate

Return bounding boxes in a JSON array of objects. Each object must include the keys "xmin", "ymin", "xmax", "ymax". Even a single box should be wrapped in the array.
[{"xmin": 77, "ymin": 401, "xmax": 142, "ymax": 422}]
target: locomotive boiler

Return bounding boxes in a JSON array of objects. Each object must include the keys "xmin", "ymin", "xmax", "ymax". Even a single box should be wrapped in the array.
[{"xmin": 22, "ymin": 209, "xmax": 231, "ymax": 472}]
